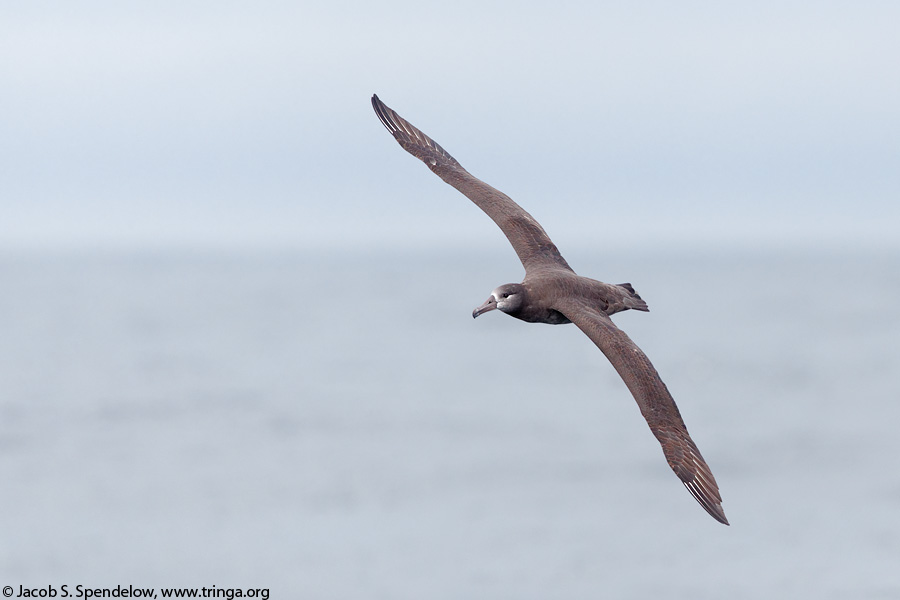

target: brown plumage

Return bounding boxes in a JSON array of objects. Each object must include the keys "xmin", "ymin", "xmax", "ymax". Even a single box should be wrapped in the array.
[{"xmin": 372, "ymin": 94, "xmax": 729, "ymax": 525}]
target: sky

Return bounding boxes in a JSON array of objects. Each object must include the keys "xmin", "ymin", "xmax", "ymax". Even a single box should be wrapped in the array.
[{"xmin": 2, "ymin": 1, "xmax": 898, "ymax": 251}]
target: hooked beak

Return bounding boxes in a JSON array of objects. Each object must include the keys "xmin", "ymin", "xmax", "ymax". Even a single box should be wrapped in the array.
[{"xmin": 472, "ymin": 295, "xmax": 497, "ymax": 318}]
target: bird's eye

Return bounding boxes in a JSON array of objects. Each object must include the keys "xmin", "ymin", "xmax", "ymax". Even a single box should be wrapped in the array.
[{"xmin": 502, "ymin": 293, "xmax": 510, "ymax": 298}]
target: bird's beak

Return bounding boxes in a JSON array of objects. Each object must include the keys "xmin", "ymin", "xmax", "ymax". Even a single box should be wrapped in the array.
[{"xmin": 472, "ymin": 295, "xmax": 497, "ymax": 318}]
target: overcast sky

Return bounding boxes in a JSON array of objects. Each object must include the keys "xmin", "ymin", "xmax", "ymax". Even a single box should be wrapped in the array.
[{"xmin": 2, "ymin": 1, "xmax": 898, "ymax": 251}]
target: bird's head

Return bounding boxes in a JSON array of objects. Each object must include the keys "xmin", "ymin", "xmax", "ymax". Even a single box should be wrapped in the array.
[{"xmin": 472, "ymin": 283, "xmax": 526, "ymax": 318}]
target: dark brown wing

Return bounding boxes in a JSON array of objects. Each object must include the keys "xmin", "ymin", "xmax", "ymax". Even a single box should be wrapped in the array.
[
  {"xmin": 372, "ymin": 94, "xmax": 572, "ymax": 274},
  {"xmin": 556, "ymin": 298, "xmax": 729, "ymax": 525}
]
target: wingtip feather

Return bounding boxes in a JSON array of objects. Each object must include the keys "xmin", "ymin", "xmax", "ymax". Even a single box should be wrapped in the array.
[
  {"xmin": 683, "ymin": 480, "xmax": 729, "ymax": 525},
  {"xmin": 370, "ymin": 95, "xmax": 462, "ymax": 169}
]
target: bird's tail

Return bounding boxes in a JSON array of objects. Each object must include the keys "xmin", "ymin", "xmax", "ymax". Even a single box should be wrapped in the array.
[{"xmin": 618, "ymin": 282, "xmax": 649, "ymax": 312}]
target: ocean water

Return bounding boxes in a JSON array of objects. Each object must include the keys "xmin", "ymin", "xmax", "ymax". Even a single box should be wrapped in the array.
[{"xmin": 0, "ymin": 246, "xmax": 898, "ymax": 598}]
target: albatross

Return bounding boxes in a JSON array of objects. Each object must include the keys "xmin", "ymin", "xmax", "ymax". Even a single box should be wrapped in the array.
[{"xmin": 372, "ymin": 94, "xmax": 728, "ymax": 525}]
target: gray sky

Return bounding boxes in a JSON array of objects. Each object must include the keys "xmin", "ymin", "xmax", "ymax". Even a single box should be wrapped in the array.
[{"xmin": 3, "ymin": 1, "xmax": 898, "ymax": 250}]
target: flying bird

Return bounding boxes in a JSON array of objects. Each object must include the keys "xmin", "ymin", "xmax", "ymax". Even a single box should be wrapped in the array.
[{"xmin": 371, "ymin": 94, "xmax": 728, "ymax": 525}]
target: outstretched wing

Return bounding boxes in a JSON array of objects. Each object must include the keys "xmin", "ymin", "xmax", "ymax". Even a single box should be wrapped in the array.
[
  {"xmin": 372, "ymin": 94, "xmax": 572, "ymax": 274},
  {"xmin": 556, "ymin": 298, "xmax": 729, "ymax": 525}
]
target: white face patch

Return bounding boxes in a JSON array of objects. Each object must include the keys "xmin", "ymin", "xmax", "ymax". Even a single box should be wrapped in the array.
[{"xmin": 493, "ymin": 288, "xmax": 516, "ymax": 309}]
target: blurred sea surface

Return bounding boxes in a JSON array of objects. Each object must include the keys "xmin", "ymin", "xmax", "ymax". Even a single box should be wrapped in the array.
[{"xmin": 0, "ymin": 246, "xmax": 898, "ymax": 599}]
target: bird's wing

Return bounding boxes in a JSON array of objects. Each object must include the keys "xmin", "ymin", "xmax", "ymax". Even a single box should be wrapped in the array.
[
  {"xmin": 555, "ymin": 298, "xmax": 729, "ymax": 525},
  {"xmin": 372, "ymin": 95, "xmax": 572, "ymax": 274}
]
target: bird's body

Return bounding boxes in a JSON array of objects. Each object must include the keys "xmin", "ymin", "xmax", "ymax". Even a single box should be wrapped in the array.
[
  {"xmin": 488, "ymin": 275, "xmax": 647, "ymax": 325},
  {"xmin": 372, "ymin": 94, "xmax": 729, "ymax": 525}
]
